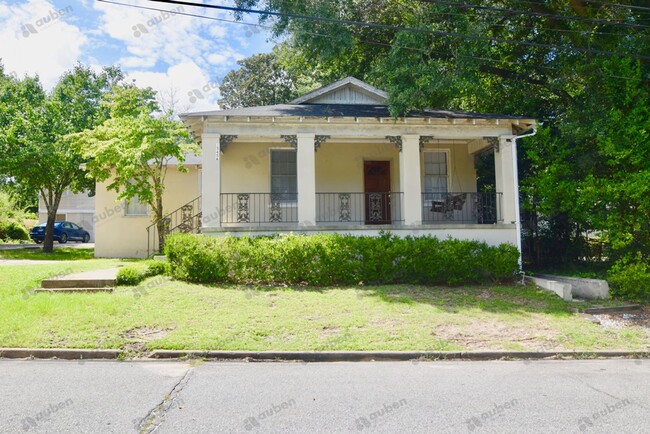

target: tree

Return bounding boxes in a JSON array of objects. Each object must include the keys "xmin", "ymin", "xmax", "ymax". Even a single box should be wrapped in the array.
[
  {"xmin": 0, "ymin": 63, "xmax": 122, "ymax": 252},
  {"xmin": 71, "ymin": 84, "xmax": 196, "ymax": 252},
  {"xmin": 218, "ymin": 50, "xmax": 309, "ymax": 108},
  {"xmin": 233, "ymin": 0, "xmax": 650, "ymax": 268}
]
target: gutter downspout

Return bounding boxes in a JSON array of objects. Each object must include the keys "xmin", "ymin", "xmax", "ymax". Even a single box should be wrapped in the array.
[{"xmin": 507, "ymin": 127, "xmax": 537, "ymax": 269}]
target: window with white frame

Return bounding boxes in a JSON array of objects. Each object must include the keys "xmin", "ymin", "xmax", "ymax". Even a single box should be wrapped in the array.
[
  {"xmin": 125, "ymin": 196, "xmax": 149, "ymax": 216},
  {"xmin": 270, "ymin": 149, "xmax": 297, "ymax": 202},
  {"xmin": 423, "ymin": 151, "xmax": 449, "ymax": 195}
]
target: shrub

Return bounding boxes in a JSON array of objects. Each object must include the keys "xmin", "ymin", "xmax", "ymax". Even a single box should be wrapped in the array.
[
  {"xmin": 608, "ymin": 255, "xmax": 650, "ymax": 300},
  {"xmin": 0, "ymin": 221, "xmax": 30, "ymax": 241},
  {"xmin": 165, "ymin": 232, "xmax": 520, "ymax": 286},
  {"xmin": 116, "ymin": 260, "xmax": 170, "ymax": 286}
]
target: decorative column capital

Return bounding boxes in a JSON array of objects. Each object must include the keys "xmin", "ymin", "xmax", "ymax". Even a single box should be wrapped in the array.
[
  {"xmin": 281, "ymin": 135, "xmax": 297, "ymax": 148},
  {"xmin": 219, "ymin": 135, "xmax": 237, "ymax": 153},
  {"xmin": 314, "ymin": 135, "xmax": 330, "ymax": 152},
  {"xmin": 385, "ymin": 135, "xmax": 402, "ymax": 152},
  {"xmin": 483, "ymin": 136, "xmax": 499, "ymax": 152},
  {"xmin": 419, "ymin": 135, "xmax": 434, "ymax": 150}
]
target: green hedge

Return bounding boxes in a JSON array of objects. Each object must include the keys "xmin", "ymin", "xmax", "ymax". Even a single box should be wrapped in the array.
[
  {"xmin": 0, "ymin": 221, "xmax": 29, "ymax": 241},
  {"xmin": 165, "ymin": 232, "xmax": 519, "ymax": 286},
  {"xmin": 116, "ymin": 260, "xmax": 170, "ymax": 286},
  {"xmin": 608, "ymin": 255, "xmax": 650, "ymax": 300}
]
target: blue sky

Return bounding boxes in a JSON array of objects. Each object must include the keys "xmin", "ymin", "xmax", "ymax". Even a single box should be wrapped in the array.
[{"xmin": 1, "ymin": 0, "xmax": 275, "ymax": 110}]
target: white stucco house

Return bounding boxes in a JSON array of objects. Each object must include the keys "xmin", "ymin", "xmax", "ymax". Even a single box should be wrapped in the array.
[{"xmin": 94, "ymin": 77, "xmax": 536, "ymax": 258}]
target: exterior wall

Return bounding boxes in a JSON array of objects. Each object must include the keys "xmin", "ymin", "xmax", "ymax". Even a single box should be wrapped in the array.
[
  {"xmin": 38, "ymin": 191, "xmax": 95, "ymax": 241},
  {"xmin": 94, "ymin": 166, "xmax": 200, "ymax": 258}
]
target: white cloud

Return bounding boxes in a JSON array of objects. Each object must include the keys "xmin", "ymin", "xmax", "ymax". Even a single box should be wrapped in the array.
[{"xmin": 0, "ymin": 0, "xmax": 87, "ymax": 88}]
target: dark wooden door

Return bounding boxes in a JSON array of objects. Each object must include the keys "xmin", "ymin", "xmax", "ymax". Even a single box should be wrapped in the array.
[{"xmin": 364, "ymin": 161, "xmax": 391, "ymax": 224}]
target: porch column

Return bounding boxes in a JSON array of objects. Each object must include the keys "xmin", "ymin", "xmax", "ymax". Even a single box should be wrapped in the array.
[
  {"xmin": 201, "ymin": 133, "xmax": 221, "ymax": 229},
  {"xmin": 400, "ymin": 135, "xmax": 422, "ymax": 225},
  {"xmin": 494, "ymin": 136, "xmax": 517, "ymax": 224},
  {"xmin": 297, "ymin": 133, "xmax": 316, "ymax": 225}
]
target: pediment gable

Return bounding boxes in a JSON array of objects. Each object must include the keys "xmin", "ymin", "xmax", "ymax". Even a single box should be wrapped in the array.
[{"xmin": 291, "ymin": 77, "xmax": 388, "ymax": 105}]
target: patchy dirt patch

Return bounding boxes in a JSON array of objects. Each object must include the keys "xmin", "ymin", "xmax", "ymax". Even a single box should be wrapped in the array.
[
  {"xmin": 591, "ymin": 306, "xmax": 650, "ymax": 330},
  {"xmin": 320, "ymin": 326, "xmax": 341, "ymax": 338},
  {"xmin": 120, "ymin": 327, "xmax": 172, "ymax": 354},
  {"xmin": 431, "ymin": 318, "xmax": 563, "ymax": 351}
]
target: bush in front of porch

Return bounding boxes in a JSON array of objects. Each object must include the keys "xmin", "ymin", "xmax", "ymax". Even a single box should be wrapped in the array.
[{"xmin": 165, "ymin": 233, "xmax": 519, "ymax": 286}]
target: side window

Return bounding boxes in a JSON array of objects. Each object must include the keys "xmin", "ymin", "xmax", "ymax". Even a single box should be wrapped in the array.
[
  {"xmin": 125, "ymin": 196, "xmax": 149, "ymax": 216},
  {"xmin": 270, "ymin": 149, "xmax": 297, "ymax": 202},
  {"xmin": 423, "ymin": 151, "xmax": 449, "ymax": 194}
]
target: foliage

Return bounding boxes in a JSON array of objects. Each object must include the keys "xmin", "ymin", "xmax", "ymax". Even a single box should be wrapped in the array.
[
  {"xmin": 233, "ymin": 0, "xmax": 650, "ymax": 273},
  {"xmin": 165, "ymin": 233, "xmax": 519, "ymax": 286},
  {"xmin": 0, "ymin": 62, "xmax": 124, "ymax": 252},
  {"xmin": 0, "ymin": 221, "xmax": 29, "ymax": 241},
  {"xmin": 70, "ymin": 84, "xmax": 196, "ymax": 252},
  {"xmin": 608, "ymin": 255, "xmax": 650, "ymax": 301},
  {"xmin": 218, "ymin": 50, "xmax": 312, "ymax": 108},
  {"xmin": 116, "ymin": 260, "xmax": 170, "ymax": 286}
]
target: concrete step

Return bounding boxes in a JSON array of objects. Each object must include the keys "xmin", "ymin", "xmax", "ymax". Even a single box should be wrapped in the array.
[
  {"xmin": 35, "ymin": 287, "xmax": 114, "ymax": 293},
  {"xmin": 40, "ymin": 267, "xmax": 119, "ymax": 289}
]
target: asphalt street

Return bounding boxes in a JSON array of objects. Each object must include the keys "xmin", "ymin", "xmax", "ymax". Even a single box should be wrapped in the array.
[{"xmin": 0, "ymin": 359, "xmax": 648, "ymax": 434}]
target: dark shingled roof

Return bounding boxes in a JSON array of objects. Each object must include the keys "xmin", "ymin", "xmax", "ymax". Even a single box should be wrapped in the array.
[{"xmin": 180, "ymin": 103, "xmax": 529, "ymax": 120}]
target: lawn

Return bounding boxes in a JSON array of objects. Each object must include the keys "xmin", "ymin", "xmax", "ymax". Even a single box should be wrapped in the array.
[
  {"xmin": 1, "ymin": 263, "xmax": 649, "ymax": 355},
  {"xmin": 0, "ymin": 247, "xmax": 96, "ymax": 260}
]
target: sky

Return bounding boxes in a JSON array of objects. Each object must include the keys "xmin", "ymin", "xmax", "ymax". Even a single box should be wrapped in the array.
[{"xmin": 0, "ymin": 0, "xmax": 275, "ymax": 111}]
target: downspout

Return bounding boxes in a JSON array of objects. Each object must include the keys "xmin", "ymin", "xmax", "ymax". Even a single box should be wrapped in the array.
[{"xmin": 508, "ymin": 127, "xmax": 537, "ymax": 269}]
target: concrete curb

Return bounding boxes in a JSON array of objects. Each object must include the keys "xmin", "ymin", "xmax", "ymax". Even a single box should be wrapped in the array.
[
  {"xmin": 0, "ymin": 348, "xmax": 122, "ymax": 360},
  {"xmin": 1, "ymin": 348, "xmax": 648, "ymax": 361}
]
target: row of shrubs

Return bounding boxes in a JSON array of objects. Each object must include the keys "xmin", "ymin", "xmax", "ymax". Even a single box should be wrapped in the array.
[
  {"xmin": 608, "ymin": 254, "xmax": 650, "ymax": 300},
  {"xmin": 0, "ymin": 221, "xmax": 30, "ymax": 241},
  {"xmin": 164, "ymin": 232, "xmax": 520, "ymax": 286},
  {"xmin": 116, "ymin": 260, "xmax": 170, "ymax": 286}
]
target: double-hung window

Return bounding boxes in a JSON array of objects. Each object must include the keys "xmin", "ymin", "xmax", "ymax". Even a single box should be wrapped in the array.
[
  {"xmin": 270, "ymin": 149, "xmax": 297, "ymax": 202},
  {"xmin": 423, "ymin": 151, "xmax": 449, "ymax": 199}
]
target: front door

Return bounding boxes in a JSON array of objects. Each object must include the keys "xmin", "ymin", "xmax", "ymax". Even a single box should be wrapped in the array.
[{"xmin": 364, "ymin": 161, "xmax": 391, "ymax": 224}]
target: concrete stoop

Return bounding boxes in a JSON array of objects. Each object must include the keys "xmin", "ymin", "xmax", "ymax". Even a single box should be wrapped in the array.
[
  {"xmin": 39, "ymin": 268, "xmax": 118, "ymax": 293},
  {"xmin": 525, "ymin": 274, "xmax": 610, "ymax": 300}
]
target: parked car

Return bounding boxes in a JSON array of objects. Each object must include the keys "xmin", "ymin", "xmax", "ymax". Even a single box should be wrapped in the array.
[{"xmin": 29, "ymin": 221, "xmax": 90, "ymax": 244}]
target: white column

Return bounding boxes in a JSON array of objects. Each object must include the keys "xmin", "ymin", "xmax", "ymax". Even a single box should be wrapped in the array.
[
  {"xmin": 201, "ymin": 133, "xmax": 221, "ymax": 229},
  {"xmin": 400, "ymin": 135, "xmax": 422, "ymax": 226},
  {"xmin": 495, "ymin": 136, "xmax": 517, "ymax": 225},
  {"xmin": 297, "ymin": 133, "xmax": 316, "ymax": 225}
]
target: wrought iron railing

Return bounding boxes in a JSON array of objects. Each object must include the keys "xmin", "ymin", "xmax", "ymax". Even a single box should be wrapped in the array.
[
  {"xmin": 146, "ymin": 196, "xmax": 202, "ymax": 256},
  {"xmin": 220, "ymin": 193, "xmax": 298, "ymax": 225},
  {"xmin": 421, "ymin": 192, "xmax": 502, "ymax": 224},
  {"xmin": 316, "ymin": 192, "xmax": 403, "ymax": 224}
]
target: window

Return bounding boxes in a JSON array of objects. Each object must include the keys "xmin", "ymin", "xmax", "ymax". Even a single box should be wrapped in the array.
[
  {"xmin": 270, "ymin": 149, "xmax": 297, "ymax": 202},
  {"xmin": 125, "ymin": 196, "xmax": 149, "ymax": 216},
  {"xmin": 423, "ymin": 151, "xmax": 449, "ymax": 195}
]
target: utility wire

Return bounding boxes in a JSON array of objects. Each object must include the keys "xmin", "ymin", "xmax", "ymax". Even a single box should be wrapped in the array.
[
  {"xmin": 98, "ymin": 0, "xmax": 643, "ymax": 81},
  {"xmin": 144, "ymin": 0, "xmax": 650, "ymax": 60}
]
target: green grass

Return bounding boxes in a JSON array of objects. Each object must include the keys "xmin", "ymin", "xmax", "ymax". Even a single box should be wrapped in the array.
[
  {"xmin": 1, "ymin": 263, "xmax": 648, "ymax": 355},
  {"xmin": 0, "ymin": 247, "xmax": 95, "ymax": 260}
]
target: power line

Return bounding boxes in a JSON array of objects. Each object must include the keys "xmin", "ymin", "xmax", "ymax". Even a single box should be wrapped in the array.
[{"xmin": 145, "ymin": 0, "xmax": 650, "ymax": 60}]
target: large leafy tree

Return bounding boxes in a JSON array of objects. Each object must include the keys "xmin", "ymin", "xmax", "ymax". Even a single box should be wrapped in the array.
[
  {"xmin": 234, "ymin": 0, "xmax": 650, "ymax": 267},
  {"xmin": 71, "ymin": 84, "xmax": 196, "ymax": 252},
  {"xmin": 0, "ymin": 63, "xmax": 123, "ymax": 252},
  {"xmin": 218, "ymin": 50, "xmax": 315, "ymax": 108}
]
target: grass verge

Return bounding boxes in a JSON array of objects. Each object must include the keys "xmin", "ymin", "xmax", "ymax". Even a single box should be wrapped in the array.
[
  {"xmin": 1, "ymin": 263, "xmax": 648, "ymax": 355},
  {"xmin": 0, "ymin": 247, "xmax": 95, "ymax": 260}
]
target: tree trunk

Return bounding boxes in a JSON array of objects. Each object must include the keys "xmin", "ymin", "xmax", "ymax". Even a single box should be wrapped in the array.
[
  {"xmin": 42, "ymin": 211, "xmax": 57, "ymax": 253},
  {"xmin": 155, "ymin": 194, "xmax": 166, "ymax": 255}
]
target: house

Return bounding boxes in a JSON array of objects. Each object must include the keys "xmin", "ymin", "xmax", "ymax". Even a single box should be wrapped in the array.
[
  {"xmin": 94, "ymin": 77, "xmax": 536, "ymax": 258},
  {"xmin": 39, "ymin": 190, "xmax": 95, "ymax": 242}
]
